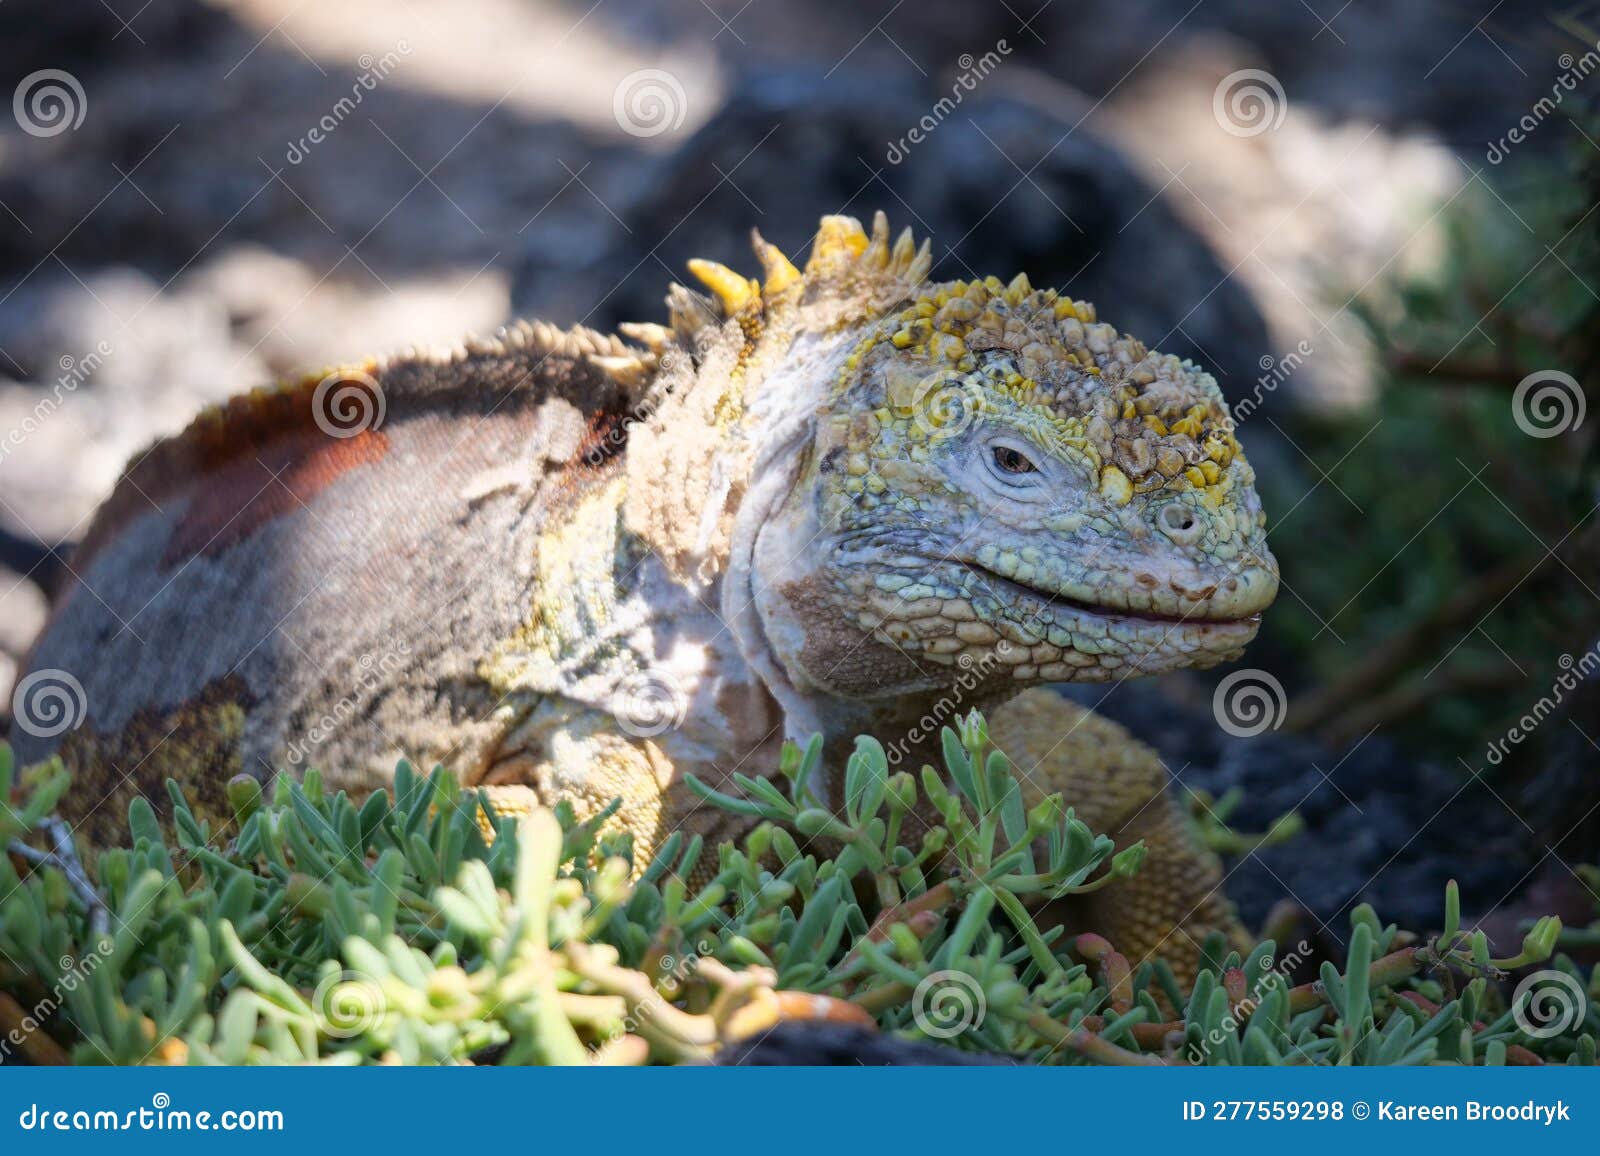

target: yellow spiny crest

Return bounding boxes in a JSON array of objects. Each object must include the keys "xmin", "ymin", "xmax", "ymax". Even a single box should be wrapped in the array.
[
  {"xmin": 803, "ymin": 211, "xmax": 933, "ymax": 286},
  {"xmin": 750, "ymin": 229, "xmax": 802, "ymax": 294},
  {"xmin": 807, "ymin": 215, "xmax": 871, "ymax": 274},
  {"xmin": 673, "ymin": 213, "xmax": 934, "ymax": 335},
  {"xmin": 686, "ymin": 258, "xmax": 759, "ymax": 315}
]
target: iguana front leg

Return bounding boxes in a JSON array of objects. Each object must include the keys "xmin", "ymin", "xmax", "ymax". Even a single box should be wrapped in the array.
[
  {"xmin": 985, "ymin": 688, "xmax": 1247, "ymax": 984},
  {"xmin": 475, "ymin": 699, "xmax": 773, "ymax": 878}
]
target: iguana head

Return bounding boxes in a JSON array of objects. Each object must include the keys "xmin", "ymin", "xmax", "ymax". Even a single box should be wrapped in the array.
[{"xmin": 612, "ymin": 213, "xmax": 1277, "ymax": 716}]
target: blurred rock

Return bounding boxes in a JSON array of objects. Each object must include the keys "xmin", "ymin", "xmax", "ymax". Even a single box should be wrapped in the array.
[
  {"xmin": 183, "ymin": 246, "xmax": 511, "ymax": 376},
  {"xmin": 0, "ymin": 0, "xmax": 228, "ymax": 74},
  {"xmin": 615, "ymin": 0, "xmax": 1560, "ymax": 154},
  {"xmin": 0, "ymin": 0, "xmax": 613, "ymax": 282},
  {"xmin": 512, "ymin": 71, "xmax": 1272, "ymax": 397},
  {"xmin": 1071, "ymin": 681, "xmax": 1533, "ymax": 936},
  {"xmin": 0, "ymin": 264, "xmax": 263, "ymax": 543},
  {"xmin": 0, "ymin": 565, "xmax": 48, "ymax": 711},
  {"xmin": 0, "ymin": 567, "xmax": 48, "ymax": 655},
  {"xmin": 1101, "ymin": 36, "xmax": 1463, "ymax": 412}
]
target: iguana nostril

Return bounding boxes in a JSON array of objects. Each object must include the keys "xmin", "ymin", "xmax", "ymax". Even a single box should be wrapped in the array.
[{"xmin": 1158, "ymin": 501, "xmax": 1201, "ymax": 544}]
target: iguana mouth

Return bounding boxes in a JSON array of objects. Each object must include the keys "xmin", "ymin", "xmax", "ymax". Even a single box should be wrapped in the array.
[{"xmin": 963, "ymin": 563, "xmax": 1262, "ymax": 630}]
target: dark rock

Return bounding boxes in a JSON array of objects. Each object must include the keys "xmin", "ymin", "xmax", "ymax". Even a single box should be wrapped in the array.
[
  {"xmin": 1070, "ymin": 681, "xmax": 1536, "ymax": 935},
  {"xmin": 0, "ymin": 0, "xmax": 228, "ymax": 76},
  {"xmin": 713, "ymin": 1022, "xmax": 1020, "ymax": 1066}
]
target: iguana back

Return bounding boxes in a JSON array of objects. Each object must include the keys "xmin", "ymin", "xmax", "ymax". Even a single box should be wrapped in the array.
[{"xmin": 14, "ymin": 322, "xmax": 640, "ymax": 844}]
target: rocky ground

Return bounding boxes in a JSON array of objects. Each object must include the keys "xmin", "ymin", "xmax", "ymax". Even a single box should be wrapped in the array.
[
  {"xmin": 1075, "ymin": 681, "xmax": 1538, "ymax": 942},
  {"xmin": 0, "ymin": 0, "xmax": 1581, "ymax": 933}
]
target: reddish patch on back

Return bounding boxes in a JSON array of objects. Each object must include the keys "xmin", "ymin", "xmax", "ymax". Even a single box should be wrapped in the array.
[{"xmin": 162, "ymin": 428, "xmax": 390, "ymax": 567}]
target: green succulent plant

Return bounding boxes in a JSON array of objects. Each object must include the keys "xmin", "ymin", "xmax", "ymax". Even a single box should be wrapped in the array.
[{"xmin": 1, "ymin": 717, "xmax": 1595, "ymax": 1066}]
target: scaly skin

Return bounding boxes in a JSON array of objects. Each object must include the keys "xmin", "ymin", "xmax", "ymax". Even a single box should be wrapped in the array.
[{"xmin": 14, "ymin": 212, "xmax": 1277, "ymax": 978}]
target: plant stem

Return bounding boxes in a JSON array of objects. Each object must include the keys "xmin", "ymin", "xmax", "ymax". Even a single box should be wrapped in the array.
[
  {"xmin": 1018, "ymin": 1009, "xmax": 1170, "ymax": 1065},
  {"xmin": 841, "ymin": 880, "xmax": 960, "ymax": 975},
  {"xmin": 1280, "ymin": 947, "xmax": 1422, "ymax": 1017}
]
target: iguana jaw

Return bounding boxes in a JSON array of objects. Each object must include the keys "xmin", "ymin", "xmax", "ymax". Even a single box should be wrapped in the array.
[
  {"xmin": 955, "ymin": 558, "xmax": 1268, "ymax": 675},
  {"xmin": 960, "ymin": 562, "xmax": 1268, "ymax": 628},
  {"xmin": 831, "ymin": 544, "xmax": 1272, "ymax": 691}
]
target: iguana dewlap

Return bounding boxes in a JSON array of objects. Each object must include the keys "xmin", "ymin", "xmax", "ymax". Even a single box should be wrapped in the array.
[{"xmin": 15, "ymin": 213, "xmax": 1277, "ymax": 974}]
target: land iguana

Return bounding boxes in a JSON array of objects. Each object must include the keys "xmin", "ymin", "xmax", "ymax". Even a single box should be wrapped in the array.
[{"xmin": 14, "ymin": 213, "xmax": 1278, "ymax": 975}]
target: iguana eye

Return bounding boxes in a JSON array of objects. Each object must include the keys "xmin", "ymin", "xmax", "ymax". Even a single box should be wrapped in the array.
[{"xmin": 992, "ymin": 446, "xmax": 1037, "ymax": 475}]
